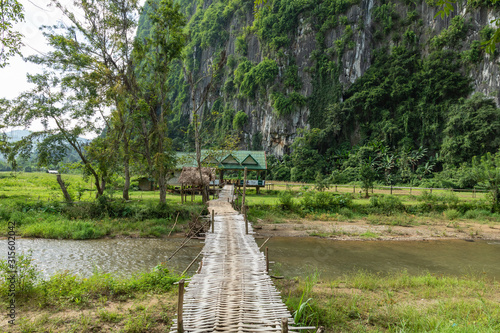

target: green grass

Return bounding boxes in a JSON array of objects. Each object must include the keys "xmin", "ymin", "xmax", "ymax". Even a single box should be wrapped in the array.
[
  {"xmin": 0, "ymin": 254, "xmax": 181, "ymax": 332},
  {"xmin": 278, "ymin": 270, "xmax": 500, "ymax": 332},
  {"xmin": 0, "ymin": 172, "xmax": 204, "ymax": 239}
]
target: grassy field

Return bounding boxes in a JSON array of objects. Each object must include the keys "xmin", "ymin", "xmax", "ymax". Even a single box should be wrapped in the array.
[
  {"xmin": 279, "ymin": 271, "xmax": 500, "ymax": 332},
  {"xmin": 0, "ymin": 172, "xmax": 204, "ymax": 239},
  {"xmin": 239, "ymin": 187, "xmax": 500, "ymax": 233}
]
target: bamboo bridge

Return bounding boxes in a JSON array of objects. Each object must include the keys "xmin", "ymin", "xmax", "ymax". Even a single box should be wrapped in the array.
[{"xmin": 169, "ymin": 185, "xmax": 309, "ymax": 333}]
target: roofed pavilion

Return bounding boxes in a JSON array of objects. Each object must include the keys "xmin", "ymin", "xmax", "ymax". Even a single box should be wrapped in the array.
[{"xmin": 175, "ymin": 150, "xmax": 267, "ymax": 188}]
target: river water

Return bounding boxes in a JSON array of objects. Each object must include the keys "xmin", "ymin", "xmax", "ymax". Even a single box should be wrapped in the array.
[{"xmin": 1, "ymin": 237, "xmax": 499, "ymax": 280}]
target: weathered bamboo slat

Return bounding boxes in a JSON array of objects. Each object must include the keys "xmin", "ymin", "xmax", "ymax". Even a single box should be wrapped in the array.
[{"xmin": 169, "ymin": 185, "xmax": 299, "ymax": 333}]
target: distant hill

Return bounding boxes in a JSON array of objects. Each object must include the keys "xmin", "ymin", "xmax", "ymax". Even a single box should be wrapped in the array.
[{"xmin": 0, "ymin": 129, "xmax": 90, "ymax": 163}]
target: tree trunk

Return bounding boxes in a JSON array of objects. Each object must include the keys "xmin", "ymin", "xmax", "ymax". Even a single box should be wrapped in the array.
[
  {"xmin": 159, "ymin": 172, "xmax": 167, "ymax": 204},
  {"xmin": 56, "ymin": 174, "xmax": 73, "ymax": 203},
  {"xmin": 123, "ymin": 139, "xmax": 130, "ymax": 200}
]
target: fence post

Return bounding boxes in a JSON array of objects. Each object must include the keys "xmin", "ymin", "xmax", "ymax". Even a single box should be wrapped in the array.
[
  {"xmin": 242, "ymin": 167, "xmax": 247, "ymax": 216},
  {"xmin": 390, "ymin": 185, "xmax": 393, "ymax": 195},
  {"xmin": 266, "ymin": 247, "xmax": 269, "ymax": 273},
  {"xmin": 245, "ymin": 210, "xmax": 248, "ymax": 235},
  {"xmin": 353, "ymin": 185, "xmax": 355, "ymax": 193},
  {"xmin": 177, "ymin": 279, "xmax": 185, "ymax": 333},
  {"xmin": 281, "ymin": 318, "xmax": 288, "ymax": 333},
  {"xmin": 212, "ymin": 210, "xmax": 214, "ymax": 233}
]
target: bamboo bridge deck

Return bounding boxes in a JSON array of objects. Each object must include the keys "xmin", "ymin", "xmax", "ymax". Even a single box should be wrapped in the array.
[{"xmin": 170, "ymin": 185, "xmax": 298, "ymax": 333}]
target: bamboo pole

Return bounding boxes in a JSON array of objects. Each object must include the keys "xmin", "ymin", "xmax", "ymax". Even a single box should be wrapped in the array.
[
  {"xmin": 167, "ymin": 212, "xmax": 180, "ymax": 237},
  {"xmin": 242, "ymin": 167, "xmax": 247, "ymax": 216},
  {"xmin": 259, "ymin": 237, "xmax": 271, "ymax": 250},
  {"xmin": 177, "ymin": 279, "xmax": 185, "ymax": 333},
  {"xmin": 281, "ymin": 318, "xmax": 288, "ymax": 333},
  {"xmin": 212, "ymin": 209, "xmax": 215, "ymax": 233},
  {"xmin": 266, "ymin": 247, "xmax": 269, "ymax": 273},
  {"xmin": 182, "ymin": 250, "xmax": 203, "ymax": 276},
  {"xmin": 245, "ymin": 210, "xmax": 248, "ymax": 235}
]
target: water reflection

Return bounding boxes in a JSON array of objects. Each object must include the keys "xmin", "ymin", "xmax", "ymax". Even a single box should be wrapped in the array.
[
  {"xmin": 263, "ymin": 238, "xmax": 500, "ymax": 280},
  {"xmin": 0, "ymin": 238, "xmax": 204, "ymax": 279}
]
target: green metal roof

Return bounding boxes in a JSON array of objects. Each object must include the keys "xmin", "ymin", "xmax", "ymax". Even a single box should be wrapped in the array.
[{"xmin": 175, "ymin": 150, "xmax": 267, "ymax": 171}]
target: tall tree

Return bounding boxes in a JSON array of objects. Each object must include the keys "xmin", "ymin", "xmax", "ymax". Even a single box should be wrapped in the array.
[
  {"xmin": 133, "ymin": 0, "xmax": 186, "ymax": 204},
  {"xmin": 183, "ymin": 50, "xmax": 226, "ymax": 204},
  {"xmin": 0, "ymin": 0, "xmax": 24, "ymax": 67},
  {"xmin": 3, "ymin": 72, "xmax": 112, "ymax": 196},
  {"xmin": 35, "ymin": 0, "xmax": 139, "ymax": 199}
]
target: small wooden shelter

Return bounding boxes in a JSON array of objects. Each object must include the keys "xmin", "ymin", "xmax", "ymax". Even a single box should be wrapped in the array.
[{"xmin": 178, "ymin": 167, "xmax": 215, "ymax": 186}]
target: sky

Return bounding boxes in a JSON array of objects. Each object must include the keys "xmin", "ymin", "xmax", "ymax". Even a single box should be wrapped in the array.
[{"xmin": 0, "ymin": 0, "xmax": 70, "ymax": 100}]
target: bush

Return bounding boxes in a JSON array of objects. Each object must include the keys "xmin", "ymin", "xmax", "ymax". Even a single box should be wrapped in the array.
[
  {"xmin": 300, "ymin": 191, "xmax": 352, "ymax": 211},
  {"xmin": 233, "ymin": 111, "xmax": 248, "ymax": 130},
  {"xmin": 278, "ymin": 191, "xmax": 295, "ymax": 211},
  {"xmin": 444, "ymin": 209, "xmax": 461, "ymax": 220},
  {"xmin": 0, "ymin": 250, "xmax": 41, "ymax": 295},
  {"xmin": 369, "ymin": 195, "xmax": 405, "ymax": 214}
]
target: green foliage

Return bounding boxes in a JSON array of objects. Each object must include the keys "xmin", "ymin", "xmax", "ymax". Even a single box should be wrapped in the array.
[
  {"xmin": 358, "ymin": 162, "xmax": 376, "ymax": 197},
  {"xmin": 369, "ymin": 195, "xmax": 406, "ymax": 214},
  {"xmin": 0, "ymin": 0, "xmax": 24, "ymax": 67},
  {"xmin": 290, "ymin": 129, "xmax": 327, "ymax": 182},
  {"xmin": 372, "ymin": 1, "xmax": 399, "ymax": 35},
  {"xmin": 283, "ymin": 64, "xmax": 302, "ymax": 90},
  {"xmin": 472, "ymin": 150, "xmax": 500, "ymax": 211},
  {"xmin": 232, "ymin": 111, "xmax": 248, "ymax": 130},
  {"xmin": 441, "ymin": 93, "xmax": 500, "ymax": 166},
  {"xmin": 278, "ymin": 190, "xmax": 295, "ymax": 210},
  {"xmin": 271, "ymin": 91, "xmax": 306, "ymax": 116},
  {"xmin": 235, "ymin": 35, "xmax": 248, "ymax": 55},
  {"xmin": 431, "ymin": 16, "xmax": 469, "ymax": 49},
  {"xmin": 240, "ymin": 58, "xmax": 278, "ymax": 97},
  {"xmin": 300, "ymin": 191, "xmax": 352, "ymax": 211},
  {"xmin": 0, "ymin": 250, "xmax": 40, "ymax": 295}
]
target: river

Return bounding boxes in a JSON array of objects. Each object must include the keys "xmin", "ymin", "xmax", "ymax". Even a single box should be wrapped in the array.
[{"xmin": 1, "ymin": 237, "xmax": 499, "ymax": 280}]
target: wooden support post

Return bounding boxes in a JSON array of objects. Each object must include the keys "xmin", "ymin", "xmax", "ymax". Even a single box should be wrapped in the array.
[
  {"xmin": 242, "ymin": 167, "xmax": 247, "ymax": 216},
  {"xmin": 181, "ymin": 185, "xmax": 184, "ymax": 204},
  {"xmin": 245, "ymin": 211, "xmax": 248, "ymax": 235},
  {"xmin": 281, "ymin": 318, "xmax": 288, "ymax": 333},
  {"xmin": 177, "ymin": 279, "xmax": 185, "ymax": 333},
  {"xmin": 265, "ymin": 247, "xmax": 269, "ymax": 273},
  {"xmin": 390, "ymin": 185, "xmax": 393, "ymax": 195},
  {"xmin": 212, "ymin": 210, "xmax": 215, "ymax": 233}
]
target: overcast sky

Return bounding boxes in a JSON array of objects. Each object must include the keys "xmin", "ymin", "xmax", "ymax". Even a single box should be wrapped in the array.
[{"xmin": 0, "ymin": 0, "xmax": 68, "ymax": 100}]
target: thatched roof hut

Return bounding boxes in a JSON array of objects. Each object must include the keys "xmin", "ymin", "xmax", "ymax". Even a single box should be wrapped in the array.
[{"xmin": 178, "ymin": 167, "xmax": 215, "ymax": 186}]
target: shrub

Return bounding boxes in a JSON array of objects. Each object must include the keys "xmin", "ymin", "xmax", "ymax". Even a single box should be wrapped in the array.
[
  {"xmin": 369, "ymin": 195, "xmax": 405, "ymax": 214},
  {"xmin": 300, "ymin": 191, "xmax": 352, "ymax": 211},
  {"xmin": 0, "ymin": 250, "xmax": 41, "ymax": 295},
  {"xmin": 444, "ymin": 209, "xmax": 461, "ymax": 220},
  {"xmin": 278, "ymin": 191, "xmax": 295, "ymax": 211},
  {"xmin": 233, "ymin": 111, "xmax": 248, "ymax": 130}
]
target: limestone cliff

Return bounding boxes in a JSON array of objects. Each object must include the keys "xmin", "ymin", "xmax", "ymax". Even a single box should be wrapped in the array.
[{"xmin": 168, "ymin": 0, "xmax": 500, "ymax": 156}]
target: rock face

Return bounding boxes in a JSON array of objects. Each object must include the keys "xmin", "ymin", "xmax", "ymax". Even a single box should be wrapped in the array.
[{"xmin": 177, "ymin": 0, "xmax": 500, "ymax": 156}]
